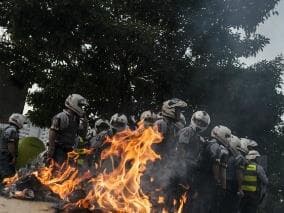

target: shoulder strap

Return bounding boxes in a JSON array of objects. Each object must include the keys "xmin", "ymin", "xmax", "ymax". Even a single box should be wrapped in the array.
[{"xmin": 1, "ymin": 125, "xmax": 13, "ymax": 136}]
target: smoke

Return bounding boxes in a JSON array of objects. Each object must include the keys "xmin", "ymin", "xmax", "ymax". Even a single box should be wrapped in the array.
[{"xmin": 140, "ymin": 135, "xmax": 192, "ymax": 210}]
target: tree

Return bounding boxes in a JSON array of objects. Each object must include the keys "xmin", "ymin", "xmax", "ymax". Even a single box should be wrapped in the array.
[{"xmin": 0, "ymin": 0, "xmax": 281, "ymax": 125}]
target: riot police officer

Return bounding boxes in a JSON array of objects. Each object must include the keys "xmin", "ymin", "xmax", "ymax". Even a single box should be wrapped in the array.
[
  {"xmin": 140, "ymin": 110, "xmax": 157, "ymax": 128},
  {"xmin": 240, "ymin": 150, "xmax": 268, "ymax": 213},
  {"xmin": 47, "ymin": 94, "xmax": 88, "ymax": 164},
  {"xmin": 0, "ymin": 113, "xmax": 26, "ymax": 181},
  {"xmin": 221, "ymin": 134, "xmax": 248, "ymax": 213},
  {"xmin": 154, "ymin": 98, "xmax": 187, "ymax": 156},
  {"xmin": 90, "ymin": 113, "xmax": 128, "ymax": 166},
  {"xmin": 180, "ymin": 124, "xmax": 229, "ymax": 213}
]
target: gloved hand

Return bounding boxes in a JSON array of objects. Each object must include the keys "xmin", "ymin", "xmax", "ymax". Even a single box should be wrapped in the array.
[{"xmin": 237, "ymin": 190, "xmax": 245, "ymax": 198}]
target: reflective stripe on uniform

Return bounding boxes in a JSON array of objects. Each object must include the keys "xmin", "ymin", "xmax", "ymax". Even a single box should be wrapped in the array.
[
  {"xmin": 241, "ymin": 185, "xmax": 257, "ymax": 192},
  {"xmin": 241, "ymin": 163, "xmax": 257, "ymax": 192},
  {"xmin": 246, "ymin": 164, "xmax": 256, "ymax": 171},
  {"xmin": 243, "ymin": 175, "xmax": 257, "ymax": 182}
]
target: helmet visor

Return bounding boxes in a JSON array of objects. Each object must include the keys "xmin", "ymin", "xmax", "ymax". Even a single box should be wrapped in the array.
[
  {"xmin": 175, "ymin": 108, "xmax": 185, "ymax": 119},
  {"xmin": 111, "ymin": 121, "xmax": 126, "ymax": 129},
  {"xmin": 225, "ymin": 133, "xmax": 231, "ymax": 139},
  {"xmin": 78, "ymin": 99, "xmax": 88, "ymax": 111},
  {"xmin": 193, "ymin": 117, "xmax": 207, "ymax": 127},
  {"xmin": 98, "ymin": 122, "xmax": 110, "ymax": 129},
  {"xmin": 144, "ymin": 117, "xmax": 155, "ymax": 124}
]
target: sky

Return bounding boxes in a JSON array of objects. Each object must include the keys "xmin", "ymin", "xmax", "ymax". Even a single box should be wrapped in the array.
[{"xmin": 241, "ymin": 0, "xmax": 284, "ymax": 65}]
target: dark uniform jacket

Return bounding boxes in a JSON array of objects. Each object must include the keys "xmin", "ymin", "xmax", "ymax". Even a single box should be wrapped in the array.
[
  {"xmin": 0, "ymin": 124, "xmax": 19, "ymax": 179},
  {"xmin": 50, "ymin": 110, "xmax": 81, "ymax": 149},
  {"xmin": 177, "ymin": 128, "xmax": 227, "ymax": 185},
  {"xmin": 226, "ymin": 152, "xmax": 247, "ymax": 192},
  {"xmin": 154, "ymin": 117, "xmax": 182, "ymax": 157},
  {"xmin": 49, "ymin": 110, "xmax": 88, "ymax": 164},
  {"xmin": 177, "ymin": 129, "xmax": 229, "ymax": 213}
]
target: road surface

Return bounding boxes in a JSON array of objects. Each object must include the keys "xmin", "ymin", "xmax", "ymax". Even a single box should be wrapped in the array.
[{"xmin": 0, "ymin": 196, "xmax": 54, "ymax": 213}]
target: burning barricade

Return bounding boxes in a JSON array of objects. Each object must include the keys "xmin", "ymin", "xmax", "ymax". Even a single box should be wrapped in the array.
[{"xmin": 1, "ymin": 124, "xmax": 188, "ymax": 212}]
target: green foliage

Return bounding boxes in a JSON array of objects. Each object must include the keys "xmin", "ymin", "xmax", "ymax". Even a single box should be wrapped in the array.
[{"xmin": 0, "ymin": 0, "xmax": 280, "ymax": 126}]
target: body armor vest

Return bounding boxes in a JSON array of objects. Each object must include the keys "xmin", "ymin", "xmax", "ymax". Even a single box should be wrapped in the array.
[
  {"xmin": 0, "ymin": 125, "xmax": 18, "ymax": 151},
  {"xmin": 55, "ymin": 112, "xmax": 79, "ymax": 149},
  {"xmin": 242, "ymin": 163, "xmax": 258, "ymax": 192}
]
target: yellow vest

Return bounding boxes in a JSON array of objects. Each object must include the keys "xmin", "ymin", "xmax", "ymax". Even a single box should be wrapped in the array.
[{"xmin": 241, "ymin": 163, "xmax": 257, "ymax": 192}]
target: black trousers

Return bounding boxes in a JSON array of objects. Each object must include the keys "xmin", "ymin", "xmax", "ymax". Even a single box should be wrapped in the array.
[
  {"xmin": 219, "ymin": 180, "xmax": 241, "ymax": 213},
  {"xmin": 52, "ymin": 145, "xmax": 73, "ymax": 165},
  {"xmin": 240, "ymin": 194, "xmax": 259, "ymax": 213},
  {"xmin": 189, "ymin": 177, "xmax": 219, "ymax": 213},
  {"xmin": 0, "ymin": 153, "xmax": 15, "ymax": 182},
  {"xmin": 220, "ymin": 190, "xmax": 241, "ymax": 213}
]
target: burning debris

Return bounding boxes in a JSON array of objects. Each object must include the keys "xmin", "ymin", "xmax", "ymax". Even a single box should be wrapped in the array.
[
  {"xmin": 2, "ymin": 174, "xmax": 60, "ymax": 202},
  {"xmin": 1, "ymin": 124, "xmax": 187, "ymax": 212}
]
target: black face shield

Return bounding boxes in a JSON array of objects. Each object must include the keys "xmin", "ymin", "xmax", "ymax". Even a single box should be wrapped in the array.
[
  {"xmin": 193, "ymin": 117, "xmax": 207, "ymax": 127},
  {"xmin": 111, "ymin": 121, "xmax": 126, "ymax": 129}
]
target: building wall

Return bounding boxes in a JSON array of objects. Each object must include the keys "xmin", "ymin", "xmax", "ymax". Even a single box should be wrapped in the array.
[
  {"xmin": 0, "ymin": 122, "xmax": 48, "ymax": 144},
  {"xmin": 19, "ymin": 123, "xmax": 49, "ymax": 144}
]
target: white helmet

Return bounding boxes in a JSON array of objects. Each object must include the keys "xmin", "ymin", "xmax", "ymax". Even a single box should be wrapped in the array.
[
  {"xmin": 211, "ymin": 125, "xmax": 231, "ymax": 146},
  {"xmin": 110, "ymin": 113, "xmax": 128, "ymax": 132},
  {"xmin": 240, "ymin": 138, "xmax": 250, "ymax": 154},
  {"xmin": 190, "ymin": 111, "xmax": 210, "ymax": 133},
  {"xmin": 95, "ymin": 119, "xmax": 110, "ymax": 133},
  {"xmin": 229, "ymin": 135, "xmax": 241, "ymax": 150},
  {"xmin": 9, "ymin": 113, "xmax": 26, "ymax": 129},
  {"xmin": 246, "ymin": 150, "xmax": 261, "ymax": 160},
  {"xmin": 162, "ymin": 98, "xmax": 187, "ymax": 120},
  {"xmin": 247, "ymin": 139, "xmax": 258, "ymax": 149},
  {"xmin": 140, "ymin": 110, "xmax": 157, "ymax": 126},
  {"xmin": 65, "ymin": 94, "xmax": 88, "ymax": 117}
]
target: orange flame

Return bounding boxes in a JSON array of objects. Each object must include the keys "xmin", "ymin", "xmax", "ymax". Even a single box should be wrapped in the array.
[
  {"xmin": 2, "ymin": 124, "xmax": 188, "ymax": 212},
  {"xmin": 2, "ymin": 173, "xmax": 19, "ymax": 187},
  {"xmin": 33, "ymin": 149, "xmax": 92, "ymax": 199},
  {"xmin": 158, "ymin": 196, "xmax": 165, "ymax": 204},
  {"xmin": 177, "ymin": 192, "xmax": 188, "ymax": 213},
  {"xmin": 76, "ymin": 124, "xmax": 162, "ymax": 212}
]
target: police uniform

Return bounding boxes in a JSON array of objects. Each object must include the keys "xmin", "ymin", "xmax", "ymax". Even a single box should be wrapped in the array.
[
  {"xmin": 154, "ymin": 117, "xmax": 181, "ymax": 156},
  {"xmin": 193, "ymin": 139, "xmax": 228, "ymax": 213},
  {"xmin": 139, "ymin": 117, "xmax": 183, "ymax": 211},
  {"xmin": 49, "ymin": 110, "xmax": 81, "ymax": 164},
  {"xmin": 240, "ymin": 163, "xmax": 268, "ymax": 213},
  {"xmin": 90, "ymin": 129, "xmax": 114, "ymax": 162},
  {"xmin": 221, "ymin": 153, "xmax": 247, "ymax": 213},
  {"xmin": 0, "ymin": 124, "xmax": 19, "ymax": 181},
  {"xmin": 177, "ymin": 126, "xmax": 204, "ymax": 170},
  {"xmin": 177, "ymin": 130, "xmax": 228, "ymax": 213}
]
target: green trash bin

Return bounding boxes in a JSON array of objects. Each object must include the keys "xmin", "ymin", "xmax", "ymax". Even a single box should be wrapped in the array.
[{"xmin": 16, "ymin": 137, "xmax": 46, "ymax": 169}]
